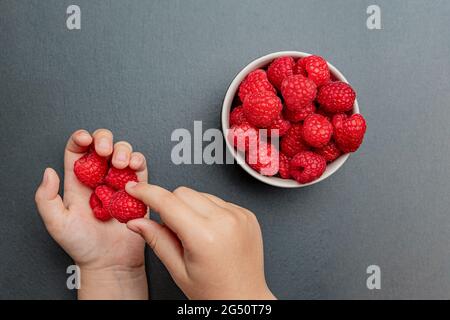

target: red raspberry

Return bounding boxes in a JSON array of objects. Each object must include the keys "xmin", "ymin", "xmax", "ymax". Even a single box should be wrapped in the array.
[
  {"xmin": 300, "ymin": 55, "xmax": 331, "ymax": 86},
  {"xmin": 283, "ymin": 102, "xmax": 316, "ymax": 122},
  {"xmin": 104, "ymin": 167, "xmax": 138, "ymax": 190},
  {"xmin": 289, "ymin": 151, "xmax": 327, "ymax": 184},
  {"xmin": 94, "ymin": 185, "xmax": 115, "ymax": 209},
  {"xmin": 281, "ymin": 75, "xmax": 317, "ymax": 111},
  {"xmin": 267, "ymin": 56, "xmax": 294, "ymax": 90},
  {"xmin": 229, "ymin": 105, "xmax": 247, "ymax": 126},
  {"xmin": 332, "ymin": 113, "xmax": 367, "ymax": 153},
  {"xmin": 243, "ymin": 91, "xmax": 282, "ymax": 128},
  {"xmin": 89, "ymin": 185, "xmax": 115, "ymax": 221},
  {"xmin": 278, "ymin": 153, "xmax": 291, "ymax": 179},
  {"xmin": 317, "ymin": 81, "xmax": 356, "ymax": 113},
  {"xmin": 280, "ymin": 124, "xmax": 309, "ymax": 157},
  {"xmin": 293, "ymin": 58, "xmax": 307, "ymax": 76},
  {"xmin": 302, "ymin": 114, "xmax": 333, "ymax": 148},
  {"xmin": 93, "ymin": 207, "xmax": 111, "ymax": 221},
  {"xmin": 74, "ymin": 150, "xmax": 108, "ymax": 188},
  {"xmin": 238, "ymin": 69, "xmax": 276, "ymax": 102},
  {"xmin": 228, "ymin": 122, "xmax": 258, "ymax": 152},
  {"xmin": 315, "ymin": 141, "xmax": 342, "ymax": 162},
  {"xmin": 246, "ymin": 140, "xmax": 279, "ymax": 177},
  {"xmin": 267, "ymin": 116, "xmax": 291, "ymax": 137},
  {"xmin": 109, "ymin": 190, "xmax": 147, "ymax": 223},
  {"xmin": 89, "ymin": 192, "xmax": 102, "ymax": 209}
]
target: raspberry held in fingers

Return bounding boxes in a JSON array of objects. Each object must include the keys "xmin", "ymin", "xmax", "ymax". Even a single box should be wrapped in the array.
[
  {"xmin": 109, "ymin": 190, "xmax": 147, "ymax": 223},
  {"xmin": 104, "ymin": 167, "xmax": 138, "ymax": 190},
  {"xmin": 74, "ymin": 150, "xmax": 108, "ymax": 188}
]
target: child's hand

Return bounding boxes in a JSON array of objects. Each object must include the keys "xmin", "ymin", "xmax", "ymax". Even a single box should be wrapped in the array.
[
  {"xmin": 35, "ymin": 129, "xmax": 149, "ymax": 299},
  {"xmin": 124, "ymin": 183, "xmax": 276, "ymax": 300}
]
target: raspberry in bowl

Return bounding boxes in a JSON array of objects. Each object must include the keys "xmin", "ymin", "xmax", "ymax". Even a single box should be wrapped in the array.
[{"xmin": 222, "ymin": 51, "xmax": 366, "ymax": 188}]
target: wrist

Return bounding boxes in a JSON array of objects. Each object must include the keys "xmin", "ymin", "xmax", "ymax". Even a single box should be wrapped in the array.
[{"xmin": 77, "ymin": 264, "xmax": 148, "ymax": 300}]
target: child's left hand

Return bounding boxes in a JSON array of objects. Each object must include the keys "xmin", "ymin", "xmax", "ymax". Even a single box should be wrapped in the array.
[{"xmin": 35, "ymin": 129, "xmax": 149, "ymax": 299}]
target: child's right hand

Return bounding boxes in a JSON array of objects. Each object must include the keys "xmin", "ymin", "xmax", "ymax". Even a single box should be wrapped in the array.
[{"xmin": 125, "ymin": 183, "xmax": 276, "ymax": 300}]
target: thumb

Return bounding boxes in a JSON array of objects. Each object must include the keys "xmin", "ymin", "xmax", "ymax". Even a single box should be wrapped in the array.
[
  {"xmin": 35, "ymin": 168, "xmax": 67, "ymax": 230},
  {"xmin": 127, "ymin": 218, "xmax": 187, "ymax": 280}
]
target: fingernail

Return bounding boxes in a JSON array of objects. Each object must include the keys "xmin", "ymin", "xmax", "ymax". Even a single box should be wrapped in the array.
[
  {"xmin": 79, "ymin": 131, "xmax": 90, "ymax": 140},
  {"xmin": 41, "ymin": 168, "xmax": 49, "ymax": 186},
  {"xmin": 116, "ymin": 151, "xmax": 127, "ymax": 162},
  {"xmin": 130, "ymin": 157, "xmax": 142, "ymax": 167},
  {"xmin": 126, "ymin": 181, "xmax": 138, "ymax": 189},
  {"xmin": 98, "ymin": 138, "xmax": 109, "ymax": 151}
]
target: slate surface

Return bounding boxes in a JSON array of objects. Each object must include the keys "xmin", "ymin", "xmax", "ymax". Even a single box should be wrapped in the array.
[{"xmin": 0, "ymin": 0, "xmax": 449, "ymax": 299}]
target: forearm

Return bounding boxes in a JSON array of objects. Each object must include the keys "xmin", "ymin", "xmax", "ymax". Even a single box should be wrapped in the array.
[{"xmin": 77, "ymin": 265, "xmax": 148, "ymax": 300}]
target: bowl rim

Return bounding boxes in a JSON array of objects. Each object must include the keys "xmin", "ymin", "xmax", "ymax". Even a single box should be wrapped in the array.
[{"xmin": 221, "ymin": 51, "xmax": 360, "ymax": 188}]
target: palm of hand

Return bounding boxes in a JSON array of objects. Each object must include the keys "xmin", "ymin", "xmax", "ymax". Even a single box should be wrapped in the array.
[
  {"xmin": 37, "ymin": 130, "xmax": 148, "ymax": 270},
  {"xmin": 58, "ymin": 186, "xmax": 145, "ymax": 270}
]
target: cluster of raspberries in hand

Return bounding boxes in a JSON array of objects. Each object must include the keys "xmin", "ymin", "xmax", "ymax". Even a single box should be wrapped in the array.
[
  {"xmin": 74, "ymin": 149, "xmax": 147, "ymax": 222},
  {"xmin": 229, "ymin": 55, "xmax": 367, "ymax": 184}
]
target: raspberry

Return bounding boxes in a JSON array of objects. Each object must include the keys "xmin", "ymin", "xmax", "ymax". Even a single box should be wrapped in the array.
[
  {"xmin": 104, "ymin": 167, "xmax": 138, "ymax": 190},
  {"xmin": 94, "ymin": 185, "xmax": 115, "ymax": 209},
  {"xmin": 278, "ymin": 153, "xmax": 291, "ymax": 179},
  {"xmin": 293, "ymin": 58, "xmax": 307, "ymax": 76},
  {"xmin": 289, "ymin": 151, "xmax": 326, "ymax": 184},
  {"xmin": 246, "ymin": 140, "xmax": 279, "ymax": 177},
  {"xmin": 302, "ymin": 114, "xmax": 333, "ymax": 148},
  {"xmin": 238, "ymin": 69, "xmax": 276, "ymax": 102},
  {"xmin": 283, "ymin": 102, "xmax": 316, "ymax": 122},
  {"xmin": 109, "ymin": 190, "xmax": 147, "ymax": 223},
  {"xmin": 267, "ymin": 116, "xmax": 291, "ymax": 137},
  {"xmin": 228, "ymin": 122, "xmax": 258, "ymax": 152},
  {"xmin": 229, "ymin": 105, "xmax": 247, "ymax": 126},
  {"xmin": 267, "ymin": 56, "xmax": 295, "ymax": 90},
  {"xmin": 332, "ymin": 113, "xmax": 367, "ymax": 153},
  {"xmin": 317, "ymin": 81, "xmax": 356, "ymax": 113},
  {"xmin": 300, "ymin": 55, "xmax": 331, "ymax": 86},
  {"xmin": 74, "ymin": 150, "xmax": 108, "ymax": 188},
  {"xmin": 243, "ymin": 91, "xmax": 282, "ymax": 128},
  {"xmin": 315, "ymin": 141, "xmax": 342, "ymax": 162},
  {"xmin": 89, "ymin": 185, "xmax": 115, "ymax": 221},
  {"xmin": 281, "ymin": 74, "xmax": 317, "ymax": 111},
  {"xmin": 93, "ymin": 207, "xmax": 111, "ymax": 221},
  {"xmin": 89, "ymin": 192, "xmax": 102, "ymax": 209},
  {"xmin": 280, "ymin": 124, "xmax": 309, "ymax": 157}
]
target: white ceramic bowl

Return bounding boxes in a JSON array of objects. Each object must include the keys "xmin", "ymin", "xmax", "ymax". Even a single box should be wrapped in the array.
[{"xmin": 222, "ymin": 51, "xmax": 360, "ymax": 188}]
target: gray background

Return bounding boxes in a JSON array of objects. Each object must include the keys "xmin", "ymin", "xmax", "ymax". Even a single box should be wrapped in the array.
[{"xmin": 0, "ymin": 0, "xmax": 449, "ymax": 299}]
